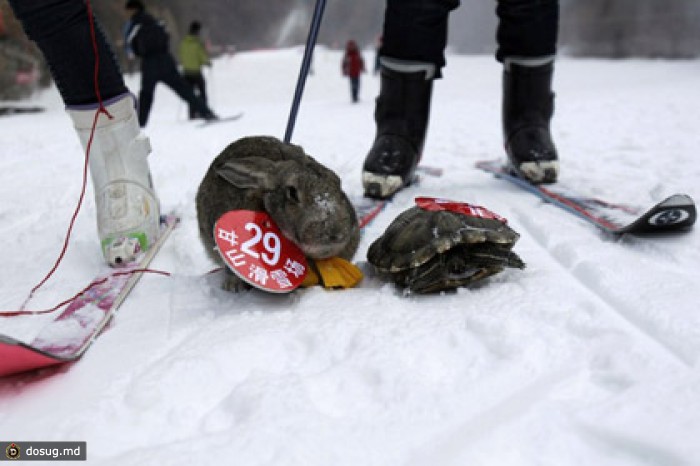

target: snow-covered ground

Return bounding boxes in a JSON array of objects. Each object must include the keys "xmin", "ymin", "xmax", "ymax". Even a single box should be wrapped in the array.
[{"xmin": 1, "ymin": 48, "xmax": 699, "ymax": 465}]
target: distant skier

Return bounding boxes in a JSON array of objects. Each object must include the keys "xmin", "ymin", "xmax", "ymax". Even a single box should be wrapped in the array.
[
  {"xmin": 341, "ymin": 40, "xmax": 366, "ymax": 103},
  {"xmin": 124, "ymin": 0, "xmax": 217, "ymax": 126},
  {"xmin": 178, "ymin": 20, "xmax": 212, "ymax": 120}
]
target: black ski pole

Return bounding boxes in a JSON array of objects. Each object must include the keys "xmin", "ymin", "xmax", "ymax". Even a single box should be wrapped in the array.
[{"xmin": 283, "ymin": 0, "xmax": 327, "ymax": 143}]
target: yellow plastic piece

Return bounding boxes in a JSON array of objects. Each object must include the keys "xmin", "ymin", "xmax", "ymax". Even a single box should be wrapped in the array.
[
  {"xmin": 301, "ymin": 257, "xmax": 363, "ymax": 289},
  {"xmin": 301, "ymin": 265, "xmax": 320, "ymax": 287}
]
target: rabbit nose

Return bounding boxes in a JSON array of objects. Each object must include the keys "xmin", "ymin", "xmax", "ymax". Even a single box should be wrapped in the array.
[
  {"xmin": 327, "ymin": 230, "xmax": 345, "ymax": 243},
  {"xmin": 300, "ymin": 222, "xmax": 347, "ymax": 247}
]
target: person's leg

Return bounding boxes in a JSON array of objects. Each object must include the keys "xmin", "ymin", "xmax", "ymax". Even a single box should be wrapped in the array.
[
  {"xmin": 8, "ymin": 0, "xmax": 160, "ymax": 264},
  {"xmin": 350, "ymin": 77, "xmax": 360, "ymax": 102},
  {"xmin": 189, "ymin": 72, "xmax": 208, "ymax": 118},
  {"xmin": 381, "ymin": 0, "xmax": 459, "ymax": 76},
  {"xmin": 194, "ymin": 73, "xmax": 207, "ymax": 105},
  {"xmin": 496, "ymin": 0, "xmax": 559, "ymax": 183},
  {"xmin": 159, "ymin": 56, "xmax": 216, "ymax": 120},
  {"xmin": 363, "ymin": 0, "xmax": 459, "ymax": 199},
  {"xmin": 182, "ymin": 73, "xmax": 199, "ymax": 119},
  {"xmin": 495, "ymin": 0, "xmax": 558, "ymax": 62},
  {"xmin": 137, "ymin": 60, "xmax": 159, "ymax": 127},
  {"xmin": 7, "ymin": 0, "xmax": 126, "ymax": 105}
]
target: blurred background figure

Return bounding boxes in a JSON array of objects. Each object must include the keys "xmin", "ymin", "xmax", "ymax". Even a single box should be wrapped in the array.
[
  {"xmin": 373, "ymin": 35, "xmax": 382, "ymax": 75},
  {"xmin": 341, "ymin": 39, "xmax": 365, "ymax": 103},
  {"xmin": 124, "ymin": 0, "xmax": 217, "ymax": 126},
  {"xmin": 121, "ymin": 17, "xmax": 137, "ymax": 74},
  {"xmin": 178, "ymin": 20, "xmax": 212, "ymax": 120}
]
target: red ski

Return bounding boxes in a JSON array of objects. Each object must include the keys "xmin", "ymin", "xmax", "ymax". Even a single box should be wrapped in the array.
[
  {"xmin": 477, "ymin": 159, "xmax": 696, "ymax": 234},
  {"xmin": 0, "ymin": 214, "xmax": 179, "ymax": 377}
]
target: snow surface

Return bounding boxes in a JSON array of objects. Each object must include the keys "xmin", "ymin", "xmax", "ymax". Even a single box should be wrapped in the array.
[{"xmin": 1, "ymin": 47, "xmax": 699, "ymax": 465}]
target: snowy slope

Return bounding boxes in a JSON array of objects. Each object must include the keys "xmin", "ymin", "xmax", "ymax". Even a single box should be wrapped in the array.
[{"xmin": 1, "ymin": 48, "xmax": 699, "ymax": 465}]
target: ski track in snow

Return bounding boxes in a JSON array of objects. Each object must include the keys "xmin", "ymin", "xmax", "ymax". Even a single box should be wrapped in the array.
[
  {"xmin": 514, "ymin": 207, "xmax": 692, "ymax": 368},
  {"xmin": 1, "ymin": 49, "xmax": 699, "ymax": 465}
]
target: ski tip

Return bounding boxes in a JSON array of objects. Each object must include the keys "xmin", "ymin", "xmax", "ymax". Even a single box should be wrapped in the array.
[
  {"xmin": 0, "ymin": 337, "xmax": 69, "ymax": 377},
  {"xmin": 643, "ymin": 194, "xmax": 696, "ymax": 231},
  {"xmin": 610, "ymin": 194, "xmax": 695, "ymax": 234},
  {"xmin": 658, "ymin": 193, "xmax": 695, "ymax": 208}
]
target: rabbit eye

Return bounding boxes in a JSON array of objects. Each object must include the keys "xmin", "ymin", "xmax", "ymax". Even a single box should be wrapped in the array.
[{"xmin": 286, "ymin": 186, "xmax": 300, "ymax": 203}]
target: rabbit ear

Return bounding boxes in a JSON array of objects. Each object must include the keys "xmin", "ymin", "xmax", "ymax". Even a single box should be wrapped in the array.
[{"xmin": 216, "ymin": 157, "xmax": 279, "ymax": 190}]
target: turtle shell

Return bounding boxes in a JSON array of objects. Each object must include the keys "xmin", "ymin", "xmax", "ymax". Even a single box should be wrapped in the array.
[{"xmin": 367, "ymin": 199, "xmax": 525, "ymax": 293}]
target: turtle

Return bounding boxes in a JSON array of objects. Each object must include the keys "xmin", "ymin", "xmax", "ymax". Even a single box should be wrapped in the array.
[{"xmin": 367, "ymin": 197, "xmax": 525, "ymax": 293}]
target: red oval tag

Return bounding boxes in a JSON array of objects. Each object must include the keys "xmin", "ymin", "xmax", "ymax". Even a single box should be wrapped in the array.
[
  {"xmin": 415, "ymin": 197, "xmax": 507, "ymax": 223},
  {"xmin": 214, "ymin": 210, "xmax": 308, "ymax": 293}
]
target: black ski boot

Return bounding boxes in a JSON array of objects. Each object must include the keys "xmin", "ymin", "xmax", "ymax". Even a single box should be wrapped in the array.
[
  {"xmin": 503, "ymin": 61, "xmax": 558, "ymax": 184},
  {"xmin": 362, "ymin": 65, "xmax": 433, "ymax": 199}
]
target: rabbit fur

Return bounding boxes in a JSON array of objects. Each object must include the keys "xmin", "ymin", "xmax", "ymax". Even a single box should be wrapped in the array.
[{"xmin": 196, "ymin": 136, "xmax": 360, "ymax": 291}]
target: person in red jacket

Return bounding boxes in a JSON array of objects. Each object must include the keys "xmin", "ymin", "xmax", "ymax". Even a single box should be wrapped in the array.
[{"xmin": 341, "ymin": 40, "xmax": 366, "ymax": 103}]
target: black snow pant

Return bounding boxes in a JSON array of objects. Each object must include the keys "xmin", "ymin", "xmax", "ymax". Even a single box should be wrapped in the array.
[
  {"xmin": 381, "ymin": 0, "xmax": 559, "ymax": 77},
  {"xmin": 349, "ymin": 77, "xmax": 360, "ymax": 102},
  {"xmin": 182, "ymin": 71, "xmax": 207, "ymax": 119},
  {"xmin": 7, "ymin": 0, "xmax": 127, "ymax": 105},
  {"xmin": 137, "ymin": 54, "xmax": 212, "ymax": 127}
]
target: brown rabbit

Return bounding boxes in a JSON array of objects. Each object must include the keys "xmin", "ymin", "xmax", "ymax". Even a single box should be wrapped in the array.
[{"xmin": 196, "ymin": 136, "xmax": 360, "ymax": 291}]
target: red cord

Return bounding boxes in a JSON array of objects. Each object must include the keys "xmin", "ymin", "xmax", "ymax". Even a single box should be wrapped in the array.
[
  {"xmin": 18, "ymin": 111, "xmax": 98, "ymax": 310},
  {"xmin": 17, "ymin": 0, "xmax": 107, "ymax": 310},
  {"xmin": 3, "ymin": 269, "xmax": 171, "ymax": 317},
  {"xmin": 85, "ymin": 0, "xmax": 112, "ymax": 118}
]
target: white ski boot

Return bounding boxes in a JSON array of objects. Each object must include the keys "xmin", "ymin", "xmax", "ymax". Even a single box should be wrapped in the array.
[{"xmin": 68, "ymin": 94, "xmax": 160, "ymax": 266}]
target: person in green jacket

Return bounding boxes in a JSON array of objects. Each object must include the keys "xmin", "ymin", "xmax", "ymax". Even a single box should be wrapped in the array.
[{"xmin": 178, "ymin": 20, "xmax": 211, "ymax": 119}]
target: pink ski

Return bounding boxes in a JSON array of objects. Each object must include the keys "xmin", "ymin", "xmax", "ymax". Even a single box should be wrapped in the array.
[{"xmin": 0, "ymin": 214, "xmax": 179, "ymax": 377}]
